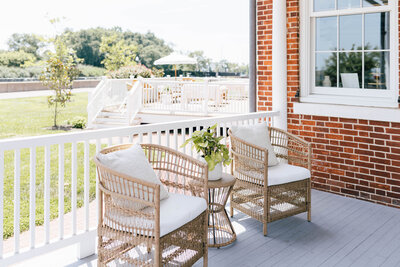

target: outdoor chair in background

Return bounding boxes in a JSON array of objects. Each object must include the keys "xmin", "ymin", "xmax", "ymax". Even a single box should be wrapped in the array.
[{"xmin": 229, "ymin": 123, "xmax": 312, "ymax": 236}]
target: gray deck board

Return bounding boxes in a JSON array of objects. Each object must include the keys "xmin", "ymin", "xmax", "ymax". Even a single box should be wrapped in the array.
[
  {"xmin": 14, "ymin": 189, "xmax": 400, "ymax": 267},
  {"xmin": 194, "ymin": 189, "xmax": 400, "ymax": 267}
]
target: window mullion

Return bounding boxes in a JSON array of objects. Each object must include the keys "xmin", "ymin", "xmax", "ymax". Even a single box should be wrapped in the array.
[
  {"xmin": 362, "ymin": 13, "xmax": 364, "ymax": 89},
  {"xmin": 337, "ymin": 15, "xmax": 339, "ymax": 88}
]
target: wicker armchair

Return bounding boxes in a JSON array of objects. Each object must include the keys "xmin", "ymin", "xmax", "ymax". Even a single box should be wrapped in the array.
[
  {"xmin": 229, "ymin": 127, "xmax": 311, "ymax": 236},
  {"xmin": 94, "ymin": 144, "xmax": 208, "ymax": 266}
]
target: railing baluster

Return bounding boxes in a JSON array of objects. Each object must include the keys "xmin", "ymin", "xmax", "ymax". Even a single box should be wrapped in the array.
[
  {"xmin": 166, "ymin": 129, "xmax": 170, "ymax": 148},
  {"xmin": 174, "ymin": 129, "xmax": 178, "ymax": 150},
  {"xmin": 14, "ymin": 149, "xmax": 20, "ymax": 253},
  {"xmin": 96, "ymin": 139, "xmax": 101, "ymax": 222},
  {"xmin": 149, "ymin": 132, "xmax": 153, "ymax": 144},
  {"xmin": 0, "ymin": 150, "xmax": 3, "ymax": 258},
  {"xmin": 157, "ymin": 131, "xmax": 161, "ymax": 145},
  {"xmin": 181, "ymin": 128, "xmax": 186, "ymax": 153},
  {"xmin": 44, "ymin": 145, "xmax": 50, "ymax": 244},
  {"xmin": 58, "ymin": 144, "xmax": 64, "ymax": 240},
  {"xmin": 29, "ymin": 147, "xmax": 36, "ymax": 248},
  {"xmin": 189, "ymin": 127, "xmax": 193, "ymax": 157},
  {"xmin": 84, "ymin": 141, "xmax": 90, "ymax": 231},
  {"xmin": 71, "ymin": 142, "xmax": 77, "ymax": 235}
]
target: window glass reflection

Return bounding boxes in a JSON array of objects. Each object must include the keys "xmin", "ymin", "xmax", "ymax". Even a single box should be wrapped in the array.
[
  {"xmin": 314, "ymin": 0, "xmax": 335, "ymax": 11},
  {"xmin": 339, "ymin": 52, "xmax": 362, "ymax": 88},
  {"xmin": 316, "ymin": 17, "xmax": 337, "ymax": 51},
  {"xmin": 363, "ymin": 0, "xmax": 388, "ymax": 7},
  {"xmin": 338, "ymin": 0, "xmax": 360, "ymax": 9},
  {"xmin": 340, "ymin": 15, "xmax": 362, "ymax": 50},
  {"xmin": 365, "ymin": 12, "xmax": 389, "ymax": 50},
  {"xmin": 316, "ymin": 53, "xmax": 337, "ymax": 87},
  {"xmin": 364, "ymin": 52, "xmax": 389, "ymax": 90}
]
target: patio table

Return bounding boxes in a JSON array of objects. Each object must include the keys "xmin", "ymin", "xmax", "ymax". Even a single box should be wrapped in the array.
[{"xmin": 207, "ymin": 173, "xmax": 236, "ymax": 248}]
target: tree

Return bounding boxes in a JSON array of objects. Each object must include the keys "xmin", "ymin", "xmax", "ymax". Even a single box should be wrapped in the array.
[
  {"xmin": 62, "ymin": 28, "xmax": 172, "ymax": 68},
  {"xmin": 186, "ymin": 51, "xmax": 211, "ymax": 72},
  {"xmin": 39, "ymin": 39, "xmax": 80, "ymax": 128},
  {"xmin": 7, "ymin": 33, "xmax": 44, "ymax": 59},
  {"xmin": 100, "ymin": 34, "xmax": 137, "ymax": 71},
  {"xmin": 0, "ymin": 51, "xmax": 36, "ymax": 67}
]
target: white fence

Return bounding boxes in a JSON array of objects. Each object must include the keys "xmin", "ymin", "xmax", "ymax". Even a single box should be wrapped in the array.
[
  {"xmin": 87, "ymin": 77, "xmax": 249, "ymax": 127},
  {"xmin": 0, "ymin": 111, "xmax": 278, "ymax": 265},
  {"xmin": 141, "ymin": 79, "xmax": 249, "ymax": 115}
]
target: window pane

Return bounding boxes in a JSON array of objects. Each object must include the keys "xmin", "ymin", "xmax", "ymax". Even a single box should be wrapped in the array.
[
  {"xmin": 340, "ymin": 15, "xmax": 362, "ymax": 50},
  {"xmin": 338, "ymin": 0, "xmax": 360, "ymax": 9},
  {"xmin": 363, "ymin": 0, "xmax": 388, "ymax": 7},
  {"xmin": 364, "ymin": 51, "xmax": 389, "ymax": 89},
  {"xmin": 365, "ymin": 12, "xmax": 390, "ymax": 50},
  {"xmin": 339, "ymin": 52, "xmax": 362, "ymax": 88},
  {"xmin": 316, "ymin": 17, "xmax": 337, "ymax": 51},
  {"xmin": 316, "ymin": 52, "xmax": 337, "ymax": 87},
  {"xmin": 314, "ymin": 0, "xmax": 335, "ymax": 11}
]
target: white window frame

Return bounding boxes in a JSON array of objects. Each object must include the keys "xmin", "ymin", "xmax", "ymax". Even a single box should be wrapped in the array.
[{"xmin": 299, "ymin": 0, "xmax": 399, "ymax": 108}]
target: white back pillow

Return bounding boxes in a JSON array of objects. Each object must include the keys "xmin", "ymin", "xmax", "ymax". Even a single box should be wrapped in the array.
[
  {"xmin": 97, "ymin": 143, "xmax": 169, "ymax": 210},
  {"xmin": 230, "ymin": 122, "xmax": 279, "ymax": 166}
]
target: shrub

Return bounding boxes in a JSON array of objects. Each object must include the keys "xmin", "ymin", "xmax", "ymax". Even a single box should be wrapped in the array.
[
  {"xmin": 0, "ymin": 66, "xmax": 44, "ymax": 78},
  {"xmin": 107, "ymin": 64, "xmax": 152, "ymax": 79},
  {"xmin": 0, "ymin": 51, "xmax": 36, "ymax": 67},
  {"xmin": 78, "ymin": 64, "xmax": 106, "ymax": 77},
  {"xmin": 66, "ymin": 116, "xmax": 87, "ymax": 129}
]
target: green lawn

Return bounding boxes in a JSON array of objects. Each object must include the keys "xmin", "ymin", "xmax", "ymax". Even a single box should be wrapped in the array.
[
  {"xmin": 0, "ymin": 93, "xmax": 99, "ymax": 239},
  {"xmin": 0, "ymin": 92, "xmax": 89, "ymax": 139}
]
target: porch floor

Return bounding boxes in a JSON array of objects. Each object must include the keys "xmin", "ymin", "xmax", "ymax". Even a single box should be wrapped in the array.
[{"xmin": 13, "ymin": 189, "xmax": 400, "ymax": 267}]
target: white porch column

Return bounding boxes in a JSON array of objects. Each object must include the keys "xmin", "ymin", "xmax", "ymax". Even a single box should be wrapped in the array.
[{"xmin": 272, "ymin": 0, "xmax": 287, "ymax": 131}]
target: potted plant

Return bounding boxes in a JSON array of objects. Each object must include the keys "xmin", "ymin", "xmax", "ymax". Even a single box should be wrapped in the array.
[{"xmin": 181, "ymin": 124, "xmax": 231, "ymax": 180}]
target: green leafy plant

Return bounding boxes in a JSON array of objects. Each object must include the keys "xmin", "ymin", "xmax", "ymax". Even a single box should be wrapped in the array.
[
  {"xmin": 39, "ymin": 38, "xmax": 81, "ymax": 128},
  {"xmin": 181, "ymin": 124, "xmax": 231, "ymax": 171},
  {"xmin": 66, "ymin": 116, "xmax": 86, "ymax": 129}
]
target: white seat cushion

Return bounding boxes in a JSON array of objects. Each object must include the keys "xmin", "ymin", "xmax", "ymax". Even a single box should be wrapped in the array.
[
  {"xmin": 237, "ymin": 163, "xmax": 310, "ymax": 186},
  {"xmin": 97, "ymin": 143, "xmax": 169, "ymax": 210},
  {"xmin": 230, "ymin": 122, "xmax": 279, "ymax": 166},
  {"xmin": 268, "ymin": 163, "xmax": 310, "ymax": 186},
  {"xmin": 106, "ymin": 193, "xmax": 207, "ymax": 237}
]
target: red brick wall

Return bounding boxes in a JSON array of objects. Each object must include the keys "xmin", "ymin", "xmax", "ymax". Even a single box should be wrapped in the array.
[{"xmin": 256, "ymin": 0, "xmax": 400, "ymax": 208}]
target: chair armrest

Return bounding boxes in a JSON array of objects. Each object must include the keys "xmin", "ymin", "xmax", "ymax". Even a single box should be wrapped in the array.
[
  {"xmin": 269, "ymin": 127, "xmax": 311, "ymax": 170},
  {"xmin": 141, "ymin": 144, "xmax": 208, "ymax": 201}
]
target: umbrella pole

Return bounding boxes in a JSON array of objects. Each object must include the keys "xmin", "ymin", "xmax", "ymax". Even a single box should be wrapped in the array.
[{"xmin": 174, "ymin": 65, "xmax": 177, "ymax": 78}]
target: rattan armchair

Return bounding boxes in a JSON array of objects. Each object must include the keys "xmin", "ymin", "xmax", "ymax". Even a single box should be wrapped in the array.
[
  {"xmin": 229, "ymin": 127, "xmax": 311, "ymax": 236},
  {"xmin": 94, "ymin": 144, "xmax": 208, "ymax": 266}
]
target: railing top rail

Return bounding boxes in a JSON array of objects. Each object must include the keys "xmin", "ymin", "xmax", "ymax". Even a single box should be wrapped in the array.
[{"xmin": 0, "ymin": 111, "xmax": 279, "ymax": 150}]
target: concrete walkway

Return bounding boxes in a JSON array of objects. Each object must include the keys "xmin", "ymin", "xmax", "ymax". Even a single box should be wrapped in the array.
[{"xmin": 0, "ymin": 88, "xmax": 94, "ymax": 100}]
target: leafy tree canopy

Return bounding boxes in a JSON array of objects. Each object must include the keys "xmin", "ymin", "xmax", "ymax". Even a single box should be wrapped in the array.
[{"xmin": 7, "ymin": 33, "xmax": 44, "ymax": 59}]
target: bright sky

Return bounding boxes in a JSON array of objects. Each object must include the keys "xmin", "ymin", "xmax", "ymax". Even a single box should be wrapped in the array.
[{"xmin": 0, "ymin": 0, "xmax": 249, "ymax": 64}]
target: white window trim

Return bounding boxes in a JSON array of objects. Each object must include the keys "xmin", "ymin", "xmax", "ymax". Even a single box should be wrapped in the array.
[{"xmin": 299, "ymin": 0, "xmax": 399, "ymax": 109}]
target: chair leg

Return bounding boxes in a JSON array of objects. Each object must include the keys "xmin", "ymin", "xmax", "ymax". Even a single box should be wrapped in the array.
[
  {"xmin": 230, "ymin": 194, "xmax": 234, "ymax": 218},
  {"xmin": 307, "ymin": 179, "xmax": 312, "ymax": 222},
  {"xmin": 263, "ymin": 222, "xmax": 268, "ymax": 236},
  {"xmin": 203, "ymin": 247, "xmax": 208, "ymax": 267}
]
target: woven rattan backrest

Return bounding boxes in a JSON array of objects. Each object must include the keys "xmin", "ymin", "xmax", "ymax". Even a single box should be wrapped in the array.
[
  {"xmin": 94, "ymin": 144, "xmax": 159, "ymax": 206},
  {"xmin": 141, "ymin": 144, "xmax": 207, "ymax": 198}
]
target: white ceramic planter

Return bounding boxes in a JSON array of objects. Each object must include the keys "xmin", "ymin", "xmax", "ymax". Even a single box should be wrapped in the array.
[{"xmin": 200, "ymin": 158, "xmax": 222, "ymax": 181}]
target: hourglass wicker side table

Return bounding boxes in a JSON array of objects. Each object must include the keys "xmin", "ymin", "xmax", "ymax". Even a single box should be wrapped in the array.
[{"xmin": 208, "ymin": 173, "xmax": 236, "ymax": 248}]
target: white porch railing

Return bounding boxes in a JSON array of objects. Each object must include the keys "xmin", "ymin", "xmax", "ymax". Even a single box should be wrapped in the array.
[
  {"xmin": 87, "ymin": 78, "xmax": 132, "ymax": 128},
  {"xmin": 87, "ymin": 77, "xmax": 249, "ymax": 128},
  {"xmin": 140, "ymin": 78, "xmax": 249, "ymax": 115},
  {"xmin": 0, "ymin": 111, "xmax": 278, "ymax": 266}
]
